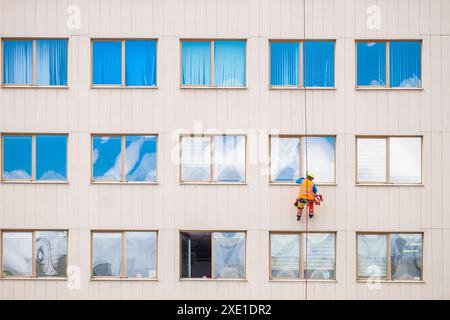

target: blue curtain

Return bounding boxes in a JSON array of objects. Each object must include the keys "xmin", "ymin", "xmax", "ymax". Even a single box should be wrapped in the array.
[
  {"xmin": 357, "ymin": 42, "xmax": 386, "ymax": 86},
  {"xmin": 125, "ymin": 40, "xmax": 157, "ymax": 86},
  {"xmin": 36, "ymin": 40, "xmax": 68, "ymax": 86},
  {"xmin": 270, "ymin": 42, "xmax": 299, "ymax": 86},
  {"xmin": 389, "ymin": 41, "xmax": 421, "ymax": 88},
  {"xmin": 181, "ymin": 41, "xmax": 211, "ymax": 85},
  {"xmin": 3, "ymin": 40, "xmax": 32, "ymax": 84},
  {"xmin": 214, "ymin": 40, "xmax": 246, "ymax": 87},
  {"xmin": 303, "ymin": 41, "xmax": 335, "ymax": 87},
  {"xmin": 93, "ymin": 41, "xmax": 122, "ymax": 85}
]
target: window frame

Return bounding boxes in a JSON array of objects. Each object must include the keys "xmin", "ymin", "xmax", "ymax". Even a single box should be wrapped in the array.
[
  {"xmin": 179, "ymin": 230, "xmax": 247, "ymax": 281},
  {"xmin": 90, "ymin": 230, "xmax": 159, "ymax": 281},
  {"xmin": 355, "ymin": 135, "xmax": 423, "ymax": 185},
  {"xmin": 269, "ymin": 134, "xmax": 337, "ymax": 185},
  {"xmin": 1, "ymin": 133, "xmax": 69, "ymax": 184},
  {"xmin": 179, "ymin": 134, "xmax": 247, "ymax": 185},
  {"xmin": 90, "ymin": 38, "xmax": 158, "ymax": 89},
  {"xmin": 268, "ymin": 39, "xmax": 336, "ymax": 90},
  {"xmin": 1, "ymin": 37, "xmax": 69, "ymax": 88},
  {"xmin": 0, "ymin": 229, "xmax": 69, "ymax": 280},
  {"xmin": 356, "ymin": 231, "xmax": 424, "ymax": 282},
  {"xmin": 269, "ymin": 231, "xmax": 337, "ymax": 281},
  {"xmin": 355, "ymin": 39, "xmax": 423, "ymax": 90},
  {"xmin": 90, "ymin": 133, "xmax": 158, "ymax": 184},
  {"xmin": 179, "ymin": 39, "xmax": 248, "ymax": 89}
]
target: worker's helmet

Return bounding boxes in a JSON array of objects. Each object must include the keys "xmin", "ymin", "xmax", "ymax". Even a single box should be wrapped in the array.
[{"xmin": 307, "ymin": 172, "xmax": 315, "ymax": 179}]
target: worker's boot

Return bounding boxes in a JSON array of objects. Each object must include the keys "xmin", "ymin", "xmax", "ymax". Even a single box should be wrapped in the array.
[
  {"xmin": 297, "ymin": 214, "xmax": 302, "ymax": 221},
  {"xmin": 309, "ymin": 213, "xmax": 314, "ymax": 219}
]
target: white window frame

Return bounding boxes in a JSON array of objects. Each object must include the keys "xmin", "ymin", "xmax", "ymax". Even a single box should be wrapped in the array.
[
  {"xmin": 355, "ymin": 135, "xmax": 423, "ymax": 185},
  {"xmin": 90, "ymin": 230, "xmax": 159, "ymax": 280},
  {"xmin": 179, "ymin": 134, "xmax": 247, "ymax": 185},
  {"xmin": 90, "ymin": 134, "xmax": 158, "ymax": 184},
  {"xmin": 269, "ymin": 134, "xmax": 337, "ymax": 185},
  {"xmin": 179, "ymin": 230, "xmax": 247, "ymax": 281},
  {"xmin": 269, "ymin": 231, "xmax": 337, "ymax": 281},
  {"xmin": 0, "ymin": 229, "xmax": 69, "ymax": 280},
  {"xmin": 1, "ymin": 133, "xmax": 69, "ymax": 184},
  {"xmin": 179, "ymin": 39, "xmax": 247, "ymax": 89},
  {"xmin": 1, "ymin": 38, "xmax": 69, "ymax": 88},
  {"xmin": 268, "ymin": 39, "xmax": 336, "ymax": 90},
  {"xmin": 90, "ymin": 38, "xmax": 158, "ymax": 88},
  {"xmin": 355, "ymin": 39, "xmax": 423, "ymax": 90},
  {"xmin": 356, "ymin": 232, "xmax": 424, "ymax": 282}
]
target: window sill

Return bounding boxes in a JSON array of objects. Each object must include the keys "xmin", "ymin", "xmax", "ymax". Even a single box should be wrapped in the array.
[
  {"xmin": 269, "ymin": 279, "xmax": 337, "ymax": 283},
  {"xmin": 1, "ymin": 180, "xmax": 69, "ymax": 184},
  {"xmin": 1, "ymin": 85, "xmax": 69, "ymax": 89},
  {"xmin": 1, "ymin": 277, "xmax": 68, "ymax": 281},
  {"xmin": 179, "ymin": 181, "xmax": 247, "ymax": 186},
  {"xmin": 355, "ymin": 86, "xmax": 423, "ymax": 91},
  {"xmin": 90, "ymin": 181, "xmax": 159, "ymax": 185},
  {"xmin": 269, "ymin": 86, "xmax": 336, "ymax": 90},
  {"xmin": 179, "ymin": 86, "xmax": 248, "ymax": 90},
  {"xmin": 356, "ymin": 183, "xmax": 424, "ymax": 187},
  {"xmin": 269, "ymin": 182, "xmax": 336, "ymax": 186},
  {"xmin": 179, "ymin": 278, "xmax": 247, "ymax": 282},
  {"xmin": 90, "ymin": 85, "xmax": 158, "ymax": 89},
  {"xmin": 90, "ymin": 277, "xmax": 158, "ymax": 281},
  {"xmin": 357, "ymin": 279, "xmax": 424, "ymax": 284}
]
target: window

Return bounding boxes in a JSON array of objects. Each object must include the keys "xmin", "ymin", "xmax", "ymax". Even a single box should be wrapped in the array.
[
  {"xmin": 91, "ymin": 231, "xmax": 157, "ymax": 279},
  {"xmin": 91, "ymin": 134, "xmax": 157, "ymax": 183},
  {"xmin": 1, "ymin": 134, "xmax": 68, "ymax": 182},
  {"xmin": 180, "ymin": 231, "xmax": 246, "ymax": 279},
  {"xmin": 270, "ymin": 40, "xmax": 335, "ymax": 88},
  {"xmin": 270, "ymin": 232, "xmax": 336, "ymax": 280},
  {"xmin": 2, "ymin": 39, "xmax": 68, "ymax": 86},
  {"xmin": 180, "ymin": 135, "xmax": 246, "ymax": 183},
  {"xmin": 356, "ymin": 40, "xmax": 421, "ymax": 88},
  {"xmin": 356, "ymin": 136, "xmax": 422, "ymax": 184},
  {"xmin": 1, "ymin": 230, "xmax": 68, "ymax": 278},
  {"xmin": 92, "ymin": 39, "xmax": 157, "ymax": 87},
  {"xmin": 270, "ymin": 135, "xmax": 336, "ymax": 184},
  {"xmin": 357, "ymin": 233, "xmax": 423, "ymax": 281},
  {"xmin": 181, "ymin": 40, "xmax": 246, "ymax": 87}
]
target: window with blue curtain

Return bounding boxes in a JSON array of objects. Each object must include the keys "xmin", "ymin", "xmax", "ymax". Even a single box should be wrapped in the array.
[
  {"xmin": 3, "ymin": 40, "xmax": 32, "ymax": 85},
  {"xmin": 270, "ymin": 42, "xmax": 299, "ymax": 86},
  {"xmin": 181, "ymin": 41, "xmax": 211, "ymax": 85},
  {"xmin": 92, "ymin": 40, "xmax": 122, "ymax": 85},
  {"xmin": 214, "ymin": 40, "xmax": 246, "ymax": 87},
  {"xmin": 125, "ymin": 40, "xmax": 157, "ymax": 86},
  {"xmin": 357, "ymin": 42, "xmax": 386, "ymax": 86},
  {"xmin": 36, "ymin": 40, "xmax": 68, "ymax": 86},
  {"xmin": 303, "ymin": 41, "xmax": 335, "ymax": 87},
  {"xmin": 389, "ymin": 41, "xmax": 421, "ymax": 88}
]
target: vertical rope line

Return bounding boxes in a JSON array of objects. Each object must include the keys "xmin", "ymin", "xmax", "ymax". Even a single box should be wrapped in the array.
[{"xmin": 303, "ymin": 0, "xmax": 309, "ymax": 301}]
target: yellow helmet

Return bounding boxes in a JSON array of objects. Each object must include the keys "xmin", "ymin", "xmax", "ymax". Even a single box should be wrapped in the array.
[{"xmin": 307, "ymin": 172, "xmax": 315, "ymax": 179}]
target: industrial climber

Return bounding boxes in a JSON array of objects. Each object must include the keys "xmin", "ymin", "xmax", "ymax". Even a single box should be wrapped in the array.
[{"xmin": 293, "ymin": 173, "xmax": 323, "ymax": 221}]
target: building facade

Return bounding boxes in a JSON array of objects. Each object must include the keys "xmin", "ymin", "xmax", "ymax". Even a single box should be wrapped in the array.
[{"xmin": 0, "ymin": 0, "xmax": 449, "ymax": 299}]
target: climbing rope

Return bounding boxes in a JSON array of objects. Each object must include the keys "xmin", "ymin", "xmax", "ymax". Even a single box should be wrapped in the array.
[{"xmin": 303, "ymin": 0, "xmax": 309, "ymax": 301}]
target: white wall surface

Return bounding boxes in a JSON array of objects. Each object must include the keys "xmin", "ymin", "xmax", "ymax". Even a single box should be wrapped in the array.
[{"xmin": 0, "ymin": 0, "xmax": 449, "ymax": 299}]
